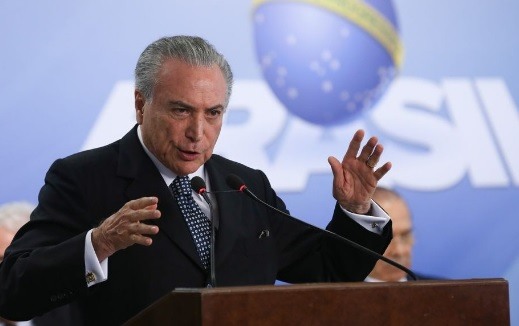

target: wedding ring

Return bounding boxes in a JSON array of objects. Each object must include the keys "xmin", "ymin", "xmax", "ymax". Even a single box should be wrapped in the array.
[{"xmin": 365, "ymin": 160, "xmax": 376, "ymax": 169}]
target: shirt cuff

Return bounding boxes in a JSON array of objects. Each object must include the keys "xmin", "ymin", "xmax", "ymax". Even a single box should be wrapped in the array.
[
  {"xmin": 339, "ymin": 200, "xmax": 390, "ymax": 235},
  {"xmin": 84, "ymin": 229, "xmax": 108, "ymax": 287}
]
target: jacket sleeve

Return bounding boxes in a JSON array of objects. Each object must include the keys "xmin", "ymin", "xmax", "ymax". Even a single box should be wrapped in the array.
[
  {"xmin": 0, "ymin": 159, "xmax": 93, "ymax": 321},
  {"xmin": 251, "ymin": 169, "xmax": 392, "ymax": 284}
]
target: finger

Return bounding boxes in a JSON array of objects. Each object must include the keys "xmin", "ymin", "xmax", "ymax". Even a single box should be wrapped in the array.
[
  {"xmin": 327, "ymin": 156, "xmax": 343, "ymax": 181},
  {"xmin": 358, "ymin": 136, "xmax": 378, "ymax": 163},
  {"xmin": 373, "ymin": 162, "xmax": 392, "ymax": 180},
  {"xmin": 144, "ymin": 203, "xmax": 159, "ymax": 210},
  {"xmin": 130, "ymin": 234, "xmax": 154, "ymax": 246},
  {"xmin": 126, "ymin": 208, "xmax": 161, "ymax": 223},
  {"xmin": 365, "ymin": 144, "xmax": 383, "ymax": 168},
  {"xmin": 129, "ymin": 223, "xmax": 159, "ymax": 236},
  {"xmin": 126, "ymin": 197, "xmax": 159, "ymax": 210},
  {"xmin": 343, "ymin": 129, "xmax": 365, "ymax": 161}
]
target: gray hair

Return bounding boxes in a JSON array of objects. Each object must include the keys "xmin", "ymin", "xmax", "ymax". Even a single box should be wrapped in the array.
[
  {"xmin": 0, "ymin": 201, "xmax": 35, "ymax": 232},
  {"xmin": 135, "ymin": 35, "xmax": 234, "ymax": 106}
]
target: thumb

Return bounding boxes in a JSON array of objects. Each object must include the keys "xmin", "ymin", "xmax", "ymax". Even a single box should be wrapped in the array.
[{"xmin": 327, "ymin": 156, "xmax": 342, "ymax": 180}]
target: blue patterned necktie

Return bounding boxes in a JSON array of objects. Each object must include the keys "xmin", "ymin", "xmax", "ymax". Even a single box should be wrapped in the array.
[{"xmin": 170, "ymin": 176, "xmax": 212, "ymax": 269}]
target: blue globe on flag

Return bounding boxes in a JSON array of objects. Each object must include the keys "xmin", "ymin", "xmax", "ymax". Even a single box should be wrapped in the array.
[{"xmin": 252, "ymin": 0, "xmax": 403, "ymax": 126}]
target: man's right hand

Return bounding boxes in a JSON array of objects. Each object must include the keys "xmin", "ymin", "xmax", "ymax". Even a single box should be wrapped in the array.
[{"xmin": 91, "ymin": 197, "xmax": 161, "ymax": 262}]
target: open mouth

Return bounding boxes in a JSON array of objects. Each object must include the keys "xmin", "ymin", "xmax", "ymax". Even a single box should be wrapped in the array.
[{"xmin": 178, "ymin": 149, "xmax": 200, "ymax": 160}]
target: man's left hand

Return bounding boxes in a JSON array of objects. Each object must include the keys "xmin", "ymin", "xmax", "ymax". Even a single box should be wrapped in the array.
[{"xmin": 328, "ymin": 129, "xmax": 392, "ymax": 214}]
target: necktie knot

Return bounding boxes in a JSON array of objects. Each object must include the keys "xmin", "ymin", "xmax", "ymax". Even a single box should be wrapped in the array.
[{"xmin": 171, "ymin": 176, "xmax": 192, "ymax": 197}]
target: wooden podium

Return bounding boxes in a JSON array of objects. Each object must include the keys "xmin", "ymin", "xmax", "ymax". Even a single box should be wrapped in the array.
[{"xmin": 124, "ymin": 278, "xmax": 510, "ymax": 325}]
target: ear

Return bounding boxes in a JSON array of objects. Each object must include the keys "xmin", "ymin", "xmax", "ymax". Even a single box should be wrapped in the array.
[{"xmin": 135, "ymin": 90, "xmax": 145, "ymax": 124}]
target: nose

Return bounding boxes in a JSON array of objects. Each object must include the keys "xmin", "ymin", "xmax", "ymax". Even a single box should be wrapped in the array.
[{"xmin": 186, "ymin": 115, "xmax": 204, "ymax": 142}]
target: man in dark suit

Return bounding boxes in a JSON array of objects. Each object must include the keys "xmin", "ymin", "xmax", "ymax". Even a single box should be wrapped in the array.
[{"xmin": 0, "ymin": 35, "xmax": 393, "ymax": 325}]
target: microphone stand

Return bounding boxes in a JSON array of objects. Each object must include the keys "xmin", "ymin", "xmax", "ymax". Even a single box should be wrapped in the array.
[
  {"xmin": 207, "ymin": 195, "xmax": 216, "ymax": 287},
  {"xmin": 226, "ymin": 174, "xmax": 417, "ymax": 281},
  {"xmin": 191, "ymin": 177, "xmax": 217, "ymax": 287}
]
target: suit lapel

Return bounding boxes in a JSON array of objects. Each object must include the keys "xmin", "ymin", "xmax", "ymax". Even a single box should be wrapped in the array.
[{"xmin": 116, "ymin": 126, "xmax": 203, "ymax": 269}]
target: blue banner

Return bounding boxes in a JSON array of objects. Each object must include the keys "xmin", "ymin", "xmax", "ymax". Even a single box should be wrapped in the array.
[{"xmin": 1, "ymin": 0, "xmax": 517, "ymax": 322}]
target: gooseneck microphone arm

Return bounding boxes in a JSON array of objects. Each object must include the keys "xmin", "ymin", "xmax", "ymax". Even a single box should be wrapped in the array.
[
  {"xmin": 225, "ymin": 174, "xmax": 417, "ymax": 281},
  {"xmin": 191, "ymin": 176, "xmax": 217, "ymax": 287}
]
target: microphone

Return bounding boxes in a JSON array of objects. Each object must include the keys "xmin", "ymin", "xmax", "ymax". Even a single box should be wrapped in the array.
[
  {"xmin": 191, "ymin": 176, "xmax": 217, "ymax": 287},
  {"xmin": 225, "ymin": 174, "xmax": 417, "ymax": 281},
  {"xmin": 190, "ymin": 176, "xmax": 219, "ymax": 229}
]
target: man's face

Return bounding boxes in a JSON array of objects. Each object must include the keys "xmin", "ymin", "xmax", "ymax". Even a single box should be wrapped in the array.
[
  {"xmin": 0, "ymin": 227, "xmax": 15, "ymax": 262},
  {"xmin": 135, "ymin": 58, "xmax": 227, "ymax": 176},
  {"xmin": 369, "ymin": 197, "xmax": 414, "ymax": 281}
]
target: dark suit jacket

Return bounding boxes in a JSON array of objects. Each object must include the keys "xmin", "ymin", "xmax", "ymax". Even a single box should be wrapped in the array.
[
  {"xmin": 0, "ymin": 126, "xmax": 391, "ymax": 325},
  {"xmin": 30, "ymin": 304, "xmax": 80, "ymax": 326}
]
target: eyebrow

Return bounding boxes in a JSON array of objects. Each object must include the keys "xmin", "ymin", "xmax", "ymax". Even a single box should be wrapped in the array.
[{"xmin": 169, "ymin": 100, "xmax": 224, "ymax": 111}]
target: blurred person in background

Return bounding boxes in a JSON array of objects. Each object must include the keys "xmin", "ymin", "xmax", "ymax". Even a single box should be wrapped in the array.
[
  {"xmin": 365, "ymin": 187, "xmax": 439, "ymax": 282},
  {"xmin": 0, "ymin": 201, "xmax": 34, "ymax": 263}
]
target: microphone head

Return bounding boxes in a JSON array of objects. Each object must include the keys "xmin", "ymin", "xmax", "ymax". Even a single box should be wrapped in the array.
[
  {"xmin": 190, "ymin": 176, "xmax": 207, "ymax": 194},
  {"xmin": 226, "ymin": 174, "xmax": 247, "ymax": 191}
]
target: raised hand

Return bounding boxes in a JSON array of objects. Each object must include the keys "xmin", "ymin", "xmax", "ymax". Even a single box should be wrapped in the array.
[
  {"xmin": 91, "ymin": 197, "xmax": 161, "ymax": 261},
  {"xmin": 328, "ymin": 129, "xmax": 392, "ymax": 214}
]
